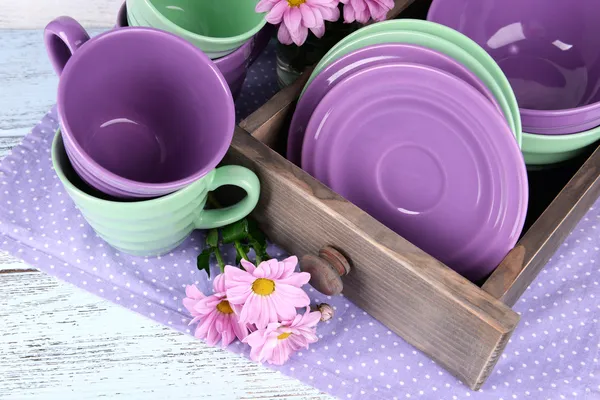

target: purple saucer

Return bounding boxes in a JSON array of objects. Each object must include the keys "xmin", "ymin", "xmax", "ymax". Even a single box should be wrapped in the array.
[
  {"xmin": 287, "ymin": 43, "xmax": 502, "ymax": 165},
  {"xmin": 302, "ymin": 63, "xmax": 528, "ymax": 282}
]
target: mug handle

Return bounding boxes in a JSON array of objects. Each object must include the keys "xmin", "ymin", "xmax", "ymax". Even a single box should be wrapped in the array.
[
  {"xmin": 246, "ymin": 24, "xmax": 275, "ymax": 68},
  {"xmin": 44, "ymin": 16, "xmax": 91, "ymax": 76},
  {"xmin": 193, "ymin": 165, "xmax": 261, "ymax": 230}
]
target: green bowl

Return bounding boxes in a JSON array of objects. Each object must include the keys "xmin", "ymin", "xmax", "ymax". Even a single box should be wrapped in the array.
[
  {"xmin": 127, "ymin": 0, "xmax": 266, "ymax": 59},
  {"xmin": 522, "ymin": 127, "xmax": 600, "ymax": 165},
  {"xmin": 305, "ymin": 19, "xmax": 521, "ymax": 147}
]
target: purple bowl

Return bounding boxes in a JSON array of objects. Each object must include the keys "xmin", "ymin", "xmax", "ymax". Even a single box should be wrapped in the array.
[
  {"xmin": 116, "ymin": 2, "xmax": 273, "ymax": 100},
  {"xmin": 428, "ymin": 0, "xmax": 600, "ymax": 134},
  {"xmin": 45, "ymin": 17, "xmax": 235, "ymax": 198}
]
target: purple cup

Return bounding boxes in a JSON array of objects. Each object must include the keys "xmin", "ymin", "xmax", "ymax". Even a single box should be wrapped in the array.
[
  {"xmin": 427, "ymin": 0, "xmax": 600, "ymax": 134},
  {"xmin": 44, "ymin": 16, "xmax": 235, "ymax": 199},
  {"xmin": 116, "ymin": 2, "xmax": 273, "ymax": 100}
]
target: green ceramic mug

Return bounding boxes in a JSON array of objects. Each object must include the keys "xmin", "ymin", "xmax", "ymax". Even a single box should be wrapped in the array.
[
  {"xmin": 52, "ymin": 131, "xmax": 260, "ymax": 257},
  {"xmin": 126, "ymin": 0, "xmax": 266, "ymax": 59}
]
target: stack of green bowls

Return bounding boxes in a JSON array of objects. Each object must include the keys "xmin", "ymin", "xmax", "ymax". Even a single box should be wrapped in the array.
[{"xmin": 126, "ymin": 0, "xmax": 267, "ymax": 59}]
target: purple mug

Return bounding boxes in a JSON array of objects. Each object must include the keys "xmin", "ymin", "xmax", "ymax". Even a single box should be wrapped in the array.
[
  {"xmin": 116, "ymin": 2, "xmax": 273, "ymax": 100},
  {"xmin": 44, "ymin": 16, "xmax": 236, "ymax": 198}
]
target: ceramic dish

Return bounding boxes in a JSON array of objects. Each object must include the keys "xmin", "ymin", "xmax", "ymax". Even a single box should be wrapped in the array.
[
  {"xmin": 304, "ymin": 19, "xmax": 521, "ymax": 146},
  {"xmin": 427, "ymin": 0, "xmax": 600, "ymax": 135},
  {"xmin": 127, "ymin": 0, "xmax": 266, "ymax": 59},
  {"xmin": 287, "ymin": 43, "xmax": 502, "ymax": 165},
  {"xmin": 301, "ymin": 63, "xmax": 528, "ymax": 281},
  {"xmin": 118, "ymin": 1, "xmax": 273, "ymax": 100},
  {"xmin": 522, "ymin": 128, "xmax": 600, "ymax": 165}
]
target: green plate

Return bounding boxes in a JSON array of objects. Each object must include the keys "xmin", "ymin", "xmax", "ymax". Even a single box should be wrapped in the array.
[
  {"xmin": 305, "ymin": 19, "xmax": 521, "ymax": 147},
  {"xmin": 522, "ymin": 128, "xmax": 600, "ymax": 165}
]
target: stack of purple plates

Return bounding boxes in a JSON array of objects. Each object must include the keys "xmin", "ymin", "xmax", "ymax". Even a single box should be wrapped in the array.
[{"xmin": 288, "ymin": 42, "xmax": 528, "ymax": 283}]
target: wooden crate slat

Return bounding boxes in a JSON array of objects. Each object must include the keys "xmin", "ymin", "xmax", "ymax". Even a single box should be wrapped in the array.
[
  {"xmin": 225, "ymin": 126, "xmax": 519, "ymax": 390},
  {"xmin": 239, "ymin": 69, "xmax": 312, "ymax": 149},
  {"xmin": 483, "ymin": 146, "xmax": 600, "ymax": 306}
]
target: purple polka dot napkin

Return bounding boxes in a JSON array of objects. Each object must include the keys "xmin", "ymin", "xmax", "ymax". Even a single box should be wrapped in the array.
[{"xmin": 0, "ymin": 42, "xmax": 599, "ymax": 400}]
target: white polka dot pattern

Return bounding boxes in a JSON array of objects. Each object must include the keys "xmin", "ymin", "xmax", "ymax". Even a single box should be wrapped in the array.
[{"xmin": 0, "ymin": 42, "xmax": 598, "ymax": 400}]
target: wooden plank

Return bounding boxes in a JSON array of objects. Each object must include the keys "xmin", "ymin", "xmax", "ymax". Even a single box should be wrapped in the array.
[
  {"xmin": 0, "ymin": 271, "xmax": 329, "ymax": 400},
  {"xmin": 226, "ymin": 126, "xmax": 520, "ymax": 390},
  {"xmin": 240, "ymin": 68, "xmax": 313, "ymax": 149},
  {"xmin": 483, "ymin": 145, "xmax": 600, "ymax": 307},
  {"xmin": 387, "ymin": 0, "xmax": 418, "ymax": 19},
  {"xmin": 0, "ymin": 0, "xmax": 121, "ymax": 29}
]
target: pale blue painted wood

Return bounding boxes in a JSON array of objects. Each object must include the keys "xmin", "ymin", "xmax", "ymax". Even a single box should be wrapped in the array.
[{"xmin": 0, "ymin": 29, "xmax": 104, "ymax": 137}]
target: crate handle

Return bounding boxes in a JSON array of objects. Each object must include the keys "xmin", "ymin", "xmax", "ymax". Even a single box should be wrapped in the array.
[{"xmin": 300, "ymin": 246, "xmax": 351, "ymax": 295}]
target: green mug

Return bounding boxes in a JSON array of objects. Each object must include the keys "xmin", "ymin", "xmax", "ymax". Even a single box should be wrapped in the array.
[
  {"xmin": 52, "ymin": 131, "xmax": 261, "ymax": 257},
  {"xmin": 126, "ymin": 0, "xmax": 266, "ymax": 59}
]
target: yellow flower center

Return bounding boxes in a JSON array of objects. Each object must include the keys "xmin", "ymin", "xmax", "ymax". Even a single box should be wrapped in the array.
[
  {"xmin": 252, "ymin": 278, "xmax": 276, "ymax": 296},
  {"xmin": 287, "ymin": 0, "xmax": 306, "ymax": 7},
  {"xmin": 216, "ymin": 300, "xmax": 234, "ymax": 314},
  {"xmin": 277, "ymin": 332, "xmax": 292, "ymax": 340}
]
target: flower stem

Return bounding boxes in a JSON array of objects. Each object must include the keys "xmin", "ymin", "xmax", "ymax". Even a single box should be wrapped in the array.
[
  {"xmin": 234, "ymin": 240, "xmax": 248, "ymax": 262},
  {"xmin": 254, "ymin": 251, "xmax": 263, "ymax": 265},
  {"xmin": 214, "ymin": 248, "xmax": 225, "ymax": 273}
]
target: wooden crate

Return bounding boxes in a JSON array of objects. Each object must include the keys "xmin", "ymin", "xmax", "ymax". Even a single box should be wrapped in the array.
[{"xmin": 222, "ymin": 0, "xmax": 600, "ymax": 391}]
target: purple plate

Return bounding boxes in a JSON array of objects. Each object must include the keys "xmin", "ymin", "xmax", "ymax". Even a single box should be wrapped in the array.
[
  {"xmin": 302, "ymin": 63, "xmax": 528, "ymax": 282},
  {"xmin": 427, "ymin": 0, "xmax": 600, "ymax": 134},
  {"xmin": 287, "ymin": 43, "xmax": 502, "ymax": 165}
]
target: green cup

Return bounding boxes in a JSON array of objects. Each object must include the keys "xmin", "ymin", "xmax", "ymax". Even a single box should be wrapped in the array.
[
  {"xmin": 126, "ymin": 0, "xmax": 266, "ymax": 59},
  {"xmin": 52, "ymin": 131, "xmax": 261, "ymax": 257}
]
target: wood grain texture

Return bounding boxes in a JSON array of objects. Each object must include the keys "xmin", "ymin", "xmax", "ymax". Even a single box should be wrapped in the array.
[
  {"xmin": 483, "ymin": 145, "xmax": 600, "ymax": 306},
  {"xmin": 386, "ymin": 0, "xmax": 418, "ymax": 19},
  {"xmin": 0, "ymin": 271, "xmax": 328, "ymax": 400},
  {"xmin": 0, "ymin": 0, "xmax": 121, "ymax": 29},
  {"xmin": 239, "ymin": 69, "xmax": 312, "ymax": 149},
  {"xmin": 0, "ymin": 29, "xmax": 103, "ymax": 138},
  {"xmin": 225, "ymin": 126, "xmax": 520, "ymax": 390}
]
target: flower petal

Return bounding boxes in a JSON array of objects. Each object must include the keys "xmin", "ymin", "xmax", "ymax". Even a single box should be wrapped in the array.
[
  {"xmin": 343, "ymin": 3, "xmax": 356, "ymax": 23},
  {"xmin": 224, "ymin": 265, "xmax": 255, "ymax": 286},
  {"xmin": 278, "ymin": 271, "xmax": 310, "ymax": 287},
  {"xmin": 280, "ymin": 256, "xmax": 298, "ymax": 278},
  {"xmin": 266, "ymin": 1, "xmax": 289, "ymax": 24},
  {"xmin": 299, "ymin": 4, "xmax": 317, "ymax": 28},
  {"xmin": 276, "ymin": 283, "xmax": 311, "ymax": 308},
  {"xmin": 255, "ymin": 0, "xmax": 279, "ymax": 13},
  {"xmin": 240, "ymin": 259, "xmax": 257, "ymax": 274},
  {"xmin": 271, "ymin": 291, "xmax": 299, "ymax": 322},
  {"xmin": 284, "ymin": 6, "xmax": 302, "ymax": 36},
  {"xmin": 212, "ymin": 273, "xmax": 227, "ymax": 294},
  {"xmin": 182, "ymin": 297, "xmax": 200, "ymax": 315},
  {"xmin": 226, "ymin": 283, "xmax": 252, "ymax": 305},
  {"xmin": 310, "ymin": 23, "xmax": 326, "ymax": 38},
  {"xmin": 185, "ymin": 284, "xmax": 205, "ymax": 300},
  {"xmin": 277, "ymin": 23, "xmax": 293, "ymax": 45}
]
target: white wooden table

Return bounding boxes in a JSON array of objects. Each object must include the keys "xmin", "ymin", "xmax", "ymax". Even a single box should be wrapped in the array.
[{"xmin": 0, "ymin": 2, "xmax": 329, "ymax": 398}]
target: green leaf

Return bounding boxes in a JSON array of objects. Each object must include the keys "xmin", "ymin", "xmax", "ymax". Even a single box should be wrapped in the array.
[
  {"xmin": 206, "ymin": 229, "xmax": 219, "ymax": 248},
  {"xmin": 196, "ymin": 248, "xmax": 213, "ymax": 278},
  {"xmin": 247, "ymin": 218, "xmax": 267, "ymax": 249},
  {"xmin": 222, "ymin": 219, "xmax": 249, "ymax": 243}
]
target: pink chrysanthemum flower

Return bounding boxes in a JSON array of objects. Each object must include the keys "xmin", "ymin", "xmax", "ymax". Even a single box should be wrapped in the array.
[
  {"xmin": 182, "ymin": 274, "xmax": 249, "ymax": 347},
  {"xmin": 243, "ymin": 307, "xmax": 321, "ymax": 365},
  {"xmin": 340, "ymin": 0, "xmax": 394, "ymax": 23},
  {"xmin": 256, "ymin": 0, "xmax": 341, "ymax": 46},
  {"xmin": 224, "ymin": 256, "xmax": 311, "ymax": 328}
]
